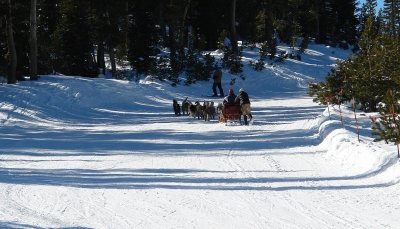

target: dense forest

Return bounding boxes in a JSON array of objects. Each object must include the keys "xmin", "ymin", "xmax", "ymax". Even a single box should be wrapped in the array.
[
  {"xmin": 1, "ymin": 0, "xmax": 362, "ymax": 83},
  {"xmin": 0, "ymin": 1, "xmax": 398, "ymax": 87}
]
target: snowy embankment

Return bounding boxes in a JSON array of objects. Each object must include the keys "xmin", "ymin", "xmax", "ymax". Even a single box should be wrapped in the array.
[{"xmin": 0, "ymin": 43, "xmax": 399, "ymax": 228}]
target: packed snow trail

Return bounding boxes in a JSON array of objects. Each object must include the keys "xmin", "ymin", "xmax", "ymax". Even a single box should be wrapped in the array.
[{"xmin": 1, "ymin": 44, "xmax": 400, "ymax": 228}]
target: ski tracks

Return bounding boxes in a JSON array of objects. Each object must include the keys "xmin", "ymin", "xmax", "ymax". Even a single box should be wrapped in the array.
[
  {"xmin": 222, "ymin": 133, "xmax": 273, "ymax": 226},
  {"xmin": 0, "ymin": 185, "xmax": 63, "ymax": 227},
  {"xmin": 0, "ymin": 176, "xmax": 134, "ymax": 228},
  {"xmin": 221, "ymin": 110, "xmax": 354, "ymax": 227}
]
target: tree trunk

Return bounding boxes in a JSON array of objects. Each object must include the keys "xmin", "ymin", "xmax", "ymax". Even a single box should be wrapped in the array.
[
  {"xmin": 123, "ymin": 1, "xmax": 129, "ymax": 55},
  {"xmin": 159, "ymin": 2, "xmax": 168, "ymax": 46},
  {"xmin": 30, "ymin": 0, "xmax": 38, "ymax": 80},
  {"xmin": 327, "ymin": 103, "xmax": 331, "ymax": 120},
  {"xmin": 108, "ymin": 44, "xmax": 117, "ymax": 78},
  {"xmin": 105, "ymin": 6, "xmax": 117, "ymax": 78},
  {"xmin": 6, "ymin": 0, "xmax": 17, "ymax": 84},
  {"xmin": 97, "ymin": 42, "xmax": 106, "ymax": 75},
  {"xmin": 169, "ymin": 25, "xmax": 179, "ymax": 77},
  {"xmin": 179, "ymin": 0, "xmax": 191, "ymax": 59},
  {"xmin": 352, "ymin": 97, "xmax": 360, "ymax": 142},
  {"xmin": 315, "ymin": 12, "xmax": 320, "ymax": 42},
  {"xmin": 169, "ymin": 25, "xmax": 177, "ymax": 61},
  {"xmin": 230, "ymin": 0, "xmax": 238, "ymax": 55}
]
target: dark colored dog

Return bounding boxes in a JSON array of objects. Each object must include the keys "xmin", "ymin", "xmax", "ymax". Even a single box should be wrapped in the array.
[
  {"xmin": 196, "ymin": 102, "xmax": 206, "ymax": 120},
  {"xmin": 173, "ymin": 99, "xmax": 181, "ymax": 116}
]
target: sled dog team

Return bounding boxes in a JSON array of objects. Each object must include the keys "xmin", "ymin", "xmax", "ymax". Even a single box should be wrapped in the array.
[
  {"xmin": 173, "ymin": 88, "xmax": 253, "ymax": 125},
  {"xmin": 173, "ymin": 98, "xmax": 216, "ymax": 122}
]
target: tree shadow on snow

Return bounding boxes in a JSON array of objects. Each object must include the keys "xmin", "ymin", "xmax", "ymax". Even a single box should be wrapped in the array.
[
  {"xmin": 0, "ymin": 159, "xmax": 398, "ymax": 191},
  {"xmin": 2, "ymin": 93, "xmax": 396, "ymax": 192}
]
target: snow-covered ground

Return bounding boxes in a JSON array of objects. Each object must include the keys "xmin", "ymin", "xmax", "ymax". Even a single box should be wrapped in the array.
[{"xmin": 1, "ymin": 44, "xmax": 399, "ymax": 228}]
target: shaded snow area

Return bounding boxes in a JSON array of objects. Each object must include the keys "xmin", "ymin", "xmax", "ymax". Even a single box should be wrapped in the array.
[{"xmin": 1, "ymin": 44, "xmax": 399, "ymax": 228}]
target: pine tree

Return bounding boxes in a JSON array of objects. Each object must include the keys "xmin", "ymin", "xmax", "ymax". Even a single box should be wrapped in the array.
[
  {"xmin": 37, "ymin": 0, "xmax": 60, "ymax": 74},
  {"xmin": 162, "ymin": 0, "xmax": 193, "ymax": 79},
  {"xmin": 308, "ymin": 0, "xmax": 324, "ymax": 43},
  {"xmin": 359, "ymin": 0, "xmax": 378, "ymax": 33},
  {"xmin": 192, "ymin": 0, "xmax": 227, "ymax": 50},
  {"xmin": 89, "ymin": 0, "xmax": 107, "ymax": 75},
  {"xmin": 12, "ymin": 0, "xmax": 30, "ymax": 81},
  {"xmin": 351, "ymin": 15, "xmax": 383, "ymax": 111},
  {"xmin": 309, "ymin": 61, "xmax": 348, "ymax": 120},
  {"xmin": 128, "ymin": 1, "xmax": 158, "ymax": 77},
  {"xmin": 371, "ymin": 89, "xmax": 400, "ymax": 157},
  {"xmin": 382, "ymin": 0, "xmax": 400, "ymax": 36},
  {"xmin": 333, "ymin": 0, "xmax": 358, "ymax": 47},
  {"xmin": 53, "ymin": 0, "xmax": 97, "ymax": 77}
]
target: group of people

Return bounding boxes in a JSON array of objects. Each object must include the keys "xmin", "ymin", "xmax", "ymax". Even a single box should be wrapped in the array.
[
  {"xmin": 212, "ymin": 66, "xmax": 252, "ymax": 125},
  {"xmin": 222, "ymin": 88, "xmax": 253, "ymax": 125}
]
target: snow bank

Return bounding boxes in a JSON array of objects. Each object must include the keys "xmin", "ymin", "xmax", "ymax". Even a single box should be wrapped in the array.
[{"xmin": 316, "ymin": 106, "xmax": 400, "ymax": 183}]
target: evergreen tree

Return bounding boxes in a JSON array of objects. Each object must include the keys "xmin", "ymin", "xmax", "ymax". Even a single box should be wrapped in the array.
[
  {"xmin": 37, "ymin": 0, "xmax": 60, "ymax": 74},
  {"xmin": 127, "ymin": 1, "xmax": 158, "ymax": 77},
  {"xmin": 192, "ymin": 0, "xmax": 227, "ymax": 50},
  {"xmin": 104, "ymin": 1, "xmax": 126, "ymax": 78},
  {"xmin": 347, "ymin": 16, "xmax": 385, "ymax": 111},
  {"xmin": 309, "ymin": 61, "xmax": 348, "ymax": 109},
  {"xmin": 371, "ymin": 89, "xmax": 400, "ymax": 158},
  {"xmin": 382, "ymin": 0, "xmax": 400, "ymax": 36},
  {"xmin": 13, "ymin": 0, "xmax": 30, "ymax": 80},
  {"xmin": 376, "ymin": 9, "xmax": 385, "ymax": 35},
  {"xmin": 163, "ymin": 0, "xmax": 193, "ymax": 79},
  {"xmin": 359, "ymin": 0, "xmax": 378, "ymax": 33},
  {"xmin": 89, "ymin": 0, "xmax": 108, "ymax": 75},
  {"xmin": 53, "ymin": 0, "xmax": 98, "ymax": 77},
  {"xmin": 333, "ymin": 0, "xmax": 358, "ymax": 47}
]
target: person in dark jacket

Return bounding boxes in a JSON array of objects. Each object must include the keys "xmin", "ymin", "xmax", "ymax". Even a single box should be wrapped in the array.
[
  {"xmin": 235, "ymin": 88, "xmax": 252, "ymax": 125},
  {"xmin": 212, "ymin": 66, "xmax": 224, "ymax": 97},
  {"xmin": 223, "ymin": 88, "xmax": 236, "ymax": 105}
]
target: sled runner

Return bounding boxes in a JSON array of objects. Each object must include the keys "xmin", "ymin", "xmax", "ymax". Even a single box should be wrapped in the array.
[{"xmin": 219, "ymin": 104, "xmax": 241, "ymax": 124}]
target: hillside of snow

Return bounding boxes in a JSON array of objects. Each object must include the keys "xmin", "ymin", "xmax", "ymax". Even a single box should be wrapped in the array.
[{"xmin": 1, "ymin": 43, "xmax": 399, "ymax": 228}]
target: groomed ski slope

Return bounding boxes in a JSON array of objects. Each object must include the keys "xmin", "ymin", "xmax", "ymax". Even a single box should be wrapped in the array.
[{"xmin": 1, "ymin": 44, "xmax": 399, "ymax": 228}]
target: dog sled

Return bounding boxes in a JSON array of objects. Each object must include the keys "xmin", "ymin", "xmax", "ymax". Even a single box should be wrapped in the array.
[{"xmin": 219, "ymin": 104, "xmax": 242, "ymax": 125}]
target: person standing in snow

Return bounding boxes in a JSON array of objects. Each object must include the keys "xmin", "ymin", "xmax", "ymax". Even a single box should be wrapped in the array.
[
  {"xmin": 212, "ymin": 65, "xmax": 224, "ymax": 97},
  {"xmin": 235, "ymin": 88, "xmax": 252, "ymax": 125}
]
